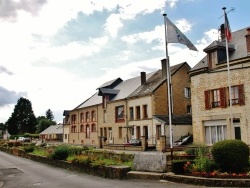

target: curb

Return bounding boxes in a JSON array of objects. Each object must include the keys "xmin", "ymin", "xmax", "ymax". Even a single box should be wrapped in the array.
[{"xmin": 127, "ymin": 171, "xmax": 250, "ymax": 187}]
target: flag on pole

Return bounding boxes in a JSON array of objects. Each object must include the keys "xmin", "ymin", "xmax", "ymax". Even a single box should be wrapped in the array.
[
  {"xmin": 166, "ymin": 17, "xmax": 198, "ymax": 51},
  {"xmin": 224, "ymin": 12, "xmax": 232, "ymax": 42}
]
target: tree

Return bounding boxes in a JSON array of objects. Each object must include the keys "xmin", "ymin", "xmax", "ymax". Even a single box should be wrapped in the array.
[
  {"xmin": 46, "ymin": 109, "xmax": 54, "ymax": 121},
  {"xmin": 6, "ymin": 97, "xmax": 37, "ymax": 135},
  {"xmin": 36, "ymin": 118, "xmax": 51, "ymax": 133}
]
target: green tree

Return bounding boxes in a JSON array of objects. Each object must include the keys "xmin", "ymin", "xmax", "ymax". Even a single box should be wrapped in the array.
[
  {"xmin": 36, "ymin": 118, "xmax": 51, "ymax": 133},
  {"xmin": 6, "ymin": 97, "xmax": 37, "ymax": 135},
  {"xmin": 46, "ymin": 109, "xmax": 54, "ymax": 121}
]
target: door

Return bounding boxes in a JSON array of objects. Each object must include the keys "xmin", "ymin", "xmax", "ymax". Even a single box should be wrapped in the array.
[
  {"xmin": 234, "ymin": 127, "xmax": 241, "ymax": 140},
  {"xmin": 108, "ymin": 128, "xmax": 113, "ymax": 144}
]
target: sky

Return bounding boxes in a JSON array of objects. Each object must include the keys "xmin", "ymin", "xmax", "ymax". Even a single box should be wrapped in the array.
[{"xmin": 0, "ymin": 0, "xmax": 249, "ymax": 124}]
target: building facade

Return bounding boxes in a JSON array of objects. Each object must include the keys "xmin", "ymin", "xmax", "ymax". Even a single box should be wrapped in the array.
[{"xmin": 189, "ymin": 27, "xmax": 250, "ymax": 145}]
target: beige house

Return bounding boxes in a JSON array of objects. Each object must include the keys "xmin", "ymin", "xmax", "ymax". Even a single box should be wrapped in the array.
[{"xmin": 189, "ymin": 27, "xmax": 250, "ymax": 145}]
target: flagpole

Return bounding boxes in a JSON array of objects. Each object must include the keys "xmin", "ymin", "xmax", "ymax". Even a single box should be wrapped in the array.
[
  {"xmin": 163, "ymin": 13, "xmax": 173, "ymax": 159},
  {"xmin": 223, "ymin": 7, "xmax": 234, "ymax": 138}
]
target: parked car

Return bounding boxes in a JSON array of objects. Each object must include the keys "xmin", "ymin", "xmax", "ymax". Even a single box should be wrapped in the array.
[
  {"xmin": 173, "ymin": 134, "xmax": 193, "ymax": 146},
  {"xmin": 17, "ymin": 137, "xmax": 31, "ymax": 142},
  {"xmin": 125, "ymin": 139, "xmax": 142, "ymax": 146}
]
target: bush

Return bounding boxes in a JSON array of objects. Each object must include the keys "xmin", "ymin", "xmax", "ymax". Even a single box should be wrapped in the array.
[
  {"xmin": 23, "ymin": 145, "xmax": 35, "ymax": 153},
  {"xmin": 211, "ymin": 140, "xmax": 249, "ymax": 173},
  {"xmin": 50, "ymin": 146, "xmax": 69, "ymax": 160}
]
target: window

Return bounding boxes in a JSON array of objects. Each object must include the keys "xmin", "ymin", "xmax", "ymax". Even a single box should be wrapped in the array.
[
  {"xmin": 205, "ymin": 125, "xmax": 227, "ymax": 145},
  {"xmin": 184, "ymin": 87, "xmax": 191, "ymax": 98},
  {"xmin": 129, "ymin": 107, "xmax": 134, "ymax": 120},
  {"xmin": 91, "ymin": 110, "xmax": 96, "ymax": 121},
  {"xmin": 115, "ymin": 105, "xmax": 124, "ymax": 122},
  {"xmin": 212, "ymin": 89, "xmax": 220, "ymax": 107},
  {"xmin": 136, "ymin": 106, "xmax": 141, "ymax": 119},
  {"xmin": 92, "ymin": 124, "xmax": 96, "ymax": 132},
  {"xmin": 80, "ymin": 124, "xmax": 84, "ymax": 132},
  {"xmin": 80, "ymin": 113, "xmax": 84, "ymax": 123},
  {"xmin": 204, "ymin": 87, "xmax": 226, "ymax": 109},
  {"xmin": 187, "ymin": 105, "xmax": 192, "ymax": 114},
  {"xmin": 86, "ymin": 124, "xmax": 90, "ymax": 138},
  {"xmin": 71, "ymin": 114, "xmax": 77, "ymax": 124},
  {"xmin": 142, "ymin": 105, "xmax": 148, "ymax": 119},
  {"xmin": 71, "ymin": 125, "xmax": 76, "ymax": 133},
  {"xmin": 86, "ymin": 112, "xmax": 90, "ymax": 122},
  {"xmin": 230, "ymin": 85, "xmax": 245, "ymax": 105},
  {"xmin": 103, "ymin": 110, "xmax": 107, "ymax": 123},
  {"xmin": 64, "ymin": 134, "xmax": 67, "ymax": 139}
]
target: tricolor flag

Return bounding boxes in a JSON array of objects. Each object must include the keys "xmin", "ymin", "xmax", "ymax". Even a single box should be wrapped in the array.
[
  {"xmin": 224, "ymin": 12, "xmax": 232, "ymax": 42},
  {"xmin": 166, "ymin": 17, "xmax": 198, "ymax": 51}
]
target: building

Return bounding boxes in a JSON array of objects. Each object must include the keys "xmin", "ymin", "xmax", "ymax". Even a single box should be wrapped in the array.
[
  {"xmin": 189, "ymin": 27, "xmax": 250, "ymax": 145},
  {"xmin": 40, "ymin": 124, "xmax": 63, "ymax": 141},
  {"xmin": 127, "ymin": 60, "xmax": 192, "ymax": 149}
]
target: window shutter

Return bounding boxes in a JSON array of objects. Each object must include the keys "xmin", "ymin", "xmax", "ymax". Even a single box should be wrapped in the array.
[
  {"xmin": 239, "ymin": 84, "xmax": 245, "ymax": 105},
  {"xmin": 204, "ymin": 90, "xmax": 210, "ymax": 110},
  {"xmin": 220, "ymin": 87, "xmax": 227, "ymax": 108}
]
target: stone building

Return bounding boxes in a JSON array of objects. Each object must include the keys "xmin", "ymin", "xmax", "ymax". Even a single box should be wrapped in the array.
[{"xmin": 189, "ymin": 27, "xmax": 250, "ymax": 145}]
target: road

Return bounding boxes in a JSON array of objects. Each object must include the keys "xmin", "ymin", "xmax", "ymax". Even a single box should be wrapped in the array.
[{"xmin": 0, "ymin": 151, "xmax": 200, "ymax": 188}]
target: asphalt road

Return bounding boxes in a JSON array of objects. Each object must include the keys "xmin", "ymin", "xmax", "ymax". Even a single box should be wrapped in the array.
[{"xmin": 0, "ymin": 151, "xmax": 200, "ymax": 188}]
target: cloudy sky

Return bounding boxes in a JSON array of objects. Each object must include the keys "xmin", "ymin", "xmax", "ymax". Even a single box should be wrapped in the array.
[{"xmin": 0, "ymin": 0, "xmax": 249, "ymax": 123}]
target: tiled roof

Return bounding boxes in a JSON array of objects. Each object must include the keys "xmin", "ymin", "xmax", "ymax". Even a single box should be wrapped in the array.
[
  {"xmin": 190, "ymin": 27, "xmax": 249, "ymax": 72},
  {"xmin": 153, "ymin": 114, "xmax": 192, "ymax": 125},
  {"xmin": 40, "ymin": 125, "xmax": 63, "ymax": 135}
]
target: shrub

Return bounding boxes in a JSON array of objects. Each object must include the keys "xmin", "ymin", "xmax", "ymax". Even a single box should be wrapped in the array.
[
  {"xmin": 23, "ymin": 145, "xmax": 35, "ymax": 153},
  {"xmin": 211, "ymin": 140, "xmax": 249, "ymax": 173},
  {"xmin": 193, "ymin": 156, "xmax": 212, "ymax": 173},
  {"xmin": 50, "ymin": 146, "xmax": 69, "ymax": 160}
]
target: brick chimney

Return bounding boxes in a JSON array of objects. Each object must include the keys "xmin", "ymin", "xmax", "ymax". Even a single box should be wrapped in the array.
[
  {"xmin": 161, "ymin": 59, "xmax": 167, "ymax": 79},
  {"xmin": 245, "ymin": 27, "xmax": 250, "ymax": 55},
  {"xmin": 140, "ymin": 72, "xmax": 146, "ymax": 85}
]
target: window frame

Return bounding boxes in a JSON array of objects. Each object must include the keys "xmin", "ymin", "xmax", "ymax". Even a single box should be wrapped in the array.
[{"xmin": 115, "ymin": 105, "xmax": 125, "ymax": 122}]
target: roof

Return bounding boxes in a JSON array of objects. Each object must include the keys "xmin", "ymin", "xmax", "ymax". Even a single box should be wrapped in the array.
[
  {"xmin": 128, "ymin": 62, "xmax": 187, "ymax": 98},
  {"xmin": 153, "ymin": 114, "xmax": 192, "ymax": 125},
  {"xmin": 40, "ymin": 125, "xmax": 63, "ymax": 135},
  {"xmin": 75, "ymin": 71, "xmax": 155, "ymax": 109},
  {"xmin": 97, "ymin": 78, "xmax": 123, "ymax": 88},
  {"xmin": 190, "ymin": 27, "xmax": 249, "ymax": 72}
]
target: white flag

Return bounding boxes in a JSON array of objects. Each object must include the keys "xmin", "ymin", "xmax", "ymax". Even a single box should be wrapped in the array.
[{"xmin": 166, "ymin": 17, "xmax": 198, "ymax": 51}]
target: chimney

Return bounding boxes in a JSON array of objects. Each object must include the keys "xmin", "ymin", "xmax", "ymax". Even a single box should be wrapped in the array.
[
  {"xmin": 140, "ymin": 72, "xmax": 146, "ymax": 85},
  {"xmin": 245, "ymin": 27, "xmax": 250, "ymax": 55},
  {"xmin": 161, "ymin": 59, "xmax": 167, "ymax": 79}
]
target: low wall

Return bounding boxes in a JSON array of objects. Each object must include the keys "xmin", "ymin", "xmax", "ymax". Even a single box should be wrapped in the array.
[
  {"xmin": 0, "ymin": 146, "xmax": 131, "ymax": 179},
  {"xmin": 103, "ymin": 144, "xmax": 143, "ymax": 151}
]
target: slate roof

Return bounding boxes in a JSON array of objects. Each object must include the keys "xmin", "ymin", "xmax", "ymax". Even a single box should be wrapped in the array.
[
  {"xmin": 75, "ymin": 71, "xmax": 155, "ymax": 109},
  {"xmin": 190, "ymin": 27, "xmax": 249, "ymax": 72},
  {"xmin": 40, "ymin": 125, "xmax": 63, "ymax": 135},
  {"xmin": 128, "ymin": 62, "xmax": 187, "ymax": 98},
  {"xmin": 153, "ymin": 114, "xmax": 192, "ymax": 125}
]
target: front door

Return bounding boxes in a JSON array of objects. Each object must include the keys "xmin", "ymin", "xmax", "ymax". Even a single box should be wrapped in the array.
[{"xmin": 108, "ymin": 128, "xmax": 113, "ymax": 144}]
